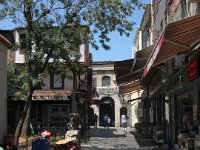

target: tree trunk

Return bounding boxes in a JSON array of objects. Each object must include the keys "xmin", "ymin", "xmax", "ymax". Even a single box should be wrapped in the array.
[
  {"xmin": 14, "ymin": 93, "xmax": 32, "ymax": 146},
  {"xmin": 14, "ymin": 1, "xmax": 34, "ymax": 146},
  {"xmin": 21, "ymin": 106, "xmax": 31, "ymax": 137}
]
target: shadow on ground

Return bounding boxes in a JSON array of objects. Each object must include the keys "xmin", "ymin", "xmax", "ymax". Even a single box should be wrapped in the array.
[
  {"xmin": 88, "ymin": 127, "xmax": 126, "ymax": 138},
  {"xmin": 129, "ymin": 131, "xmax": 159, "ymax": 147}
]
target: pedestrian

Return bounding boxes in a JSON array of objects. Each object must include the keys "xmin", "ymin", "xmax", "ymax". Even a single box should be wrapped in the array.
[
  {"xmin": 121, "ymin": 113, "xmax": 127, "ymax": 131},
  {"xmin": 103, "ymin": 114, "xmax": 109, "ymax": 129},
  {"xmin": 94, "ymin": 113, "xmax": 98, "ymax": 129},
  {"xmin": 183, "ymin": 112, "xmax": 192, "ymax": 131}
]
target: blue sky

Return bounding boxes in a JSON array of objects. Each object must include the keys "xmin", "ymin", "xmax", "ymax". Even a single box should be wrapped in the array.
[{"xmin": 91, "ymin": 0, "xmax": 150, "ymax": 61}]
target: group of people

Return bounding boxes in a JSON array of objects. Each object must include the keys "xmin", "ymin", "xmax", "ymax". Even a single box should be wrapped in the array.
[{"xmin": 93, "ymin": 113, "xmax": 128, "ymax": 131}]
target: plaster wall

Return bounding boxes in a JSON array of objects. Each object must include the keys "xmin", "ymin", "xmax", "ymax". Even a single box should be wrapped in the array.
[{"xmin": 0, "ymin": 43, "xmax": 8, "ymax": 144}]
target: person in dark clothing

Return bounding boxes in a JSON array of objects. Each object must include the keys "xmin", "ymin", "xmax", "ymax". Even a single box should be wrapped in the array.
[
  {"xmin": 103, "ymin": 114, "xmax": 110, "ymax": 129},
  {"xmin": 94, "ymin": 113, "xmax": 98, "ymax": 129}
]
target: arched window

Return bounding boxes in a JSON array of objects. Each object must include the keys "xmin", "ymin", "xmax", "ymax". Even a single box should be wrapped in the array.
[{"xmin": 102, "ymin": 76, "xmax": 111, "ymax": 86}]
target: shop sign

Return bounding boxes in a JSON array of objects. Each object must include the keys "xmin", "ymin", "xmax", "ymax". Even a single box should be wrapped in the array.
[
  {"xmin": 32, "ymin": 95, "xmax": 69, "ymax": 100},
  {"xmin": 188, "ymin": 56, "xmax": 199, "ymax": 81}
]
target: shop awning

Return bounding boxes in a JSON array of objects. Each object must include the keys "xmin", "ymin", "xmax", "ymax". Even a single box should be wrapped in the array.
[
  {"xmin": 143, "ymin": 14, "xmax": 200, "ymax": 77},
  {"xmin": 118, "ymin": 81, "xmax": 142, "ymax": 95},
  {"xmin": 32, "ymin": 89, "xmax": 72, "ymax": 101}
]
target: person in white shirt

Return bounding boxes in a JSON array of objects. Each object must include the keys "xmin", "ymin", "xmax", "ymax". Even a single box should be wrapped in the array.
[{"xmin": 121, "ymin": 113, "xmax": 127, "ymax": 131}]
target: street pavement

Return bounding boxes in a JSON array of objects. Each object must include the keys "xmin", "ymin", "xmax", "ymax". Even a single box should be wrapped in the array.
[{"xmin": 81, "ymin": 126, "xmax": 161, "ymax": 150}]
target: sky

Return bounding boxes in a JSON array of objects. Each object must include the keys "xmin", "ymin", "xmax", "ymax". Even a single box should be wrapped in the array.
[
  {"xmin": 91, "ymin": 0, "xmax": 150, "ymax": 61},
  {"xmin": 0, "ymin": 0, "xmax": 150, "ymax": 62}
]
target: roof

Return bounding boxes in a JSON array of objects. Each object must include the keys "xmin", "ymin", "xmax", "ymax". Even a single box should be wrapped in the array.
[
  {"xmin": 114, "ymin": 59, "xmax": 133, "ymax": 84},
  {"xmin": 114, "ymin": 46, "xmax": 153, "ymax": 85},
  {"xmin": 0, "ymin": 30, "xmax": 14, "ymax": 48},
  {"xmin": 132, "ymin": 45, "xmax": 154, "ymax": 72},
  {"xmin": 143, "ymin": 14, "xmax": 200, "ymax": 78}
]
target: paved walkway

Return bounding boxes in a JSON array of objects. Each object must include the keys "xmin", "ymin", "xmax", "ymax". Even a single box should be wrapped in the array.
[{"xmin": 81, "ymin": 126, "xmax": 160, "ymax": 150}]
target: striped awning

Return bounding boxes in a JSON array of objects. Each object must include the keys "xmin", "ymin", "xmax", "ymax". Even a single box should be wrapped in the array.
[{"xmin": 144, "ymin": 14, "xmax": 200, "ymax": 77}]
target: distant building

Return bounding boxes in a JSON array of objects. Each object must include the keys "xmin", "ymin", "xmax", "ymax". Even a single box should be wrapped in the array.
[{"xmin": 90, "ymin": 61, "xmax": 125, "ymax": 127}]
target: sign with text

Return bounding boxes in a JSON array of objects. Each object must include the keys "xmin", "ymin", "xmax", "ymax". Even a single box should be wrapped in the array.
[{"xmin": 188, "ymin": 56, "xmax": 199, "ymax": 81}]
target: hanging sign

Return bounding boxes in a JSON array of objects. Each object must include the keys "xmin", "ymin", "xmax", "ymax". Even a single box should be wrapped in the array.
[{"xmin": 188, "ymin": 56, "xmax": 199, "ymax": 81}]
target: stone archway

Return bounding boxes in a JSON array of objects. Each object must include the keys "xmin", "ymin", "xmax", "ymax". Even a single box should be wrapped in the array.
[
  {"xmin": 99, "ymin": 97, "xmax": 115, "ymax": 127},
  {"xmin": 120, "ymin": 107, "xmax": 127, "ymax": 126}
]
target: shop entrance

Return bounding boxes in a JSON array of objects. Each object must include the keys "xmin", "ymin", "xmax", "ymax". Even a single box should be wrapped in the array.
[{"xmin": 99, "ymin": 97, "xmax": 115, "ymax": 127}]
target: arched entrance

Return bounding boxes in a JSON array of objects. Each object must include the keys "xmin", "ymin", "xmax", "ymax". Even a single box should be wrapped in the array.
[
  {"xmin": 88, "ymin": 107, "xmax": 94, "ymax": 126},
  {"xmin": 120, "ymin": 107, "xmax": 127, "ymax": 126},
  {"xmin": 99, "ymin": 97, "xmax": 115, "ymax": 127}
]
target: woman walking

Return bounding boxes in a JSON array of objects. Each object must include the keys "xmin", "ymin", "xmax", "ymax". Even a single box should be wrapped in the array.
[{"xmin": 121, "ymin": 113, "xmax": 127, "ymax": 131}]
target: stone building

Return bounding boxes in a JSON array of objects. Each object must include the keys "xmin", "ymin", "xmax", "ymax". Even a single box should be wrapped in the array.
[{"xmin": 90, "ymin": 61, "xmax": 126, "ymax": 127}]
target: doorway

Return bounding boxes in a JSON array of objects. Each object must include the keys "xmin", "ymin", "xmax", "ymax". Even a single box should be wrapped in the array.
[{"xmin": 99, "ymin": 97, "xmax": 115, "ymax": 127}]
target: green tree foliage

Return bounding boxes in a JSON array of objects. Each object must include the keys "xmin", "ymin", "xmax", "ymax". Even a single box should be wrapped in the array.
[{"xmin": 1, "ymin": 0, "xmax": 141, "ymax": 145}]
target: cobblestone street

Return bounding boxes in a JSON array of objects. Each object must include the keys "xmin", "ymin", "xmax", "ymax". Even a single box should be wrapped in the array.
[{"xmin": 81, "ymin": 126, "xmax": 160, "ymax": 150}]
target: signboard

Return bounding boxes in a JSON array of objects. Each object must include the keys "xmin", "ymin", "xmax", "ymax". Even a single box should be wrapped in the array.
[{"xmin": 188, "ymin": 56, "xmax": 199, "ymax": 81}]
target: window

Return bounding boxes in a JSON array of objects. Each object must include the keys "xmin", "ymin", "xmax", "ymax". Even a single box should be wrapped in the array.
[
  {"xmin": 102, "ymin": 76, "xmax": 111, "ymax": 86},
  {"xmin": 19, "ymin": 34, "xmax": 26, "ymax": 49},
  {"xmin": 50, "ymin": 74, "xmax": 64, "ymax": 89}
]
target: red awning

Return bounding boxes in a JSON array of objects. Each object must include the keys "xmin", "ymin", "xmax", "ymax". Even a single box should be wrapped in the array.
[{"xmin": 144, "ymin": 14, "xmax": 200, "ymax": 77}]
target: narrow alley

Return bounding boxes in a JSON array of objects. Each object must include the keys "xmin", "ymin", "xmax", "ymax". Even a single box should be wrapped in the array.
[{"xmin": 81, "ymin": 126, "xmax": 160, "ymax": 150}]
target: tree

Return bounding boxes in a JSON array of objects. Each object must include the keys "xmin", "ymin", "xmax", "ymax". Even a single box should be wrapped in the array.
[{"xmin": 1, "ymin": 0, "xmax": 141, "ymax": 146}]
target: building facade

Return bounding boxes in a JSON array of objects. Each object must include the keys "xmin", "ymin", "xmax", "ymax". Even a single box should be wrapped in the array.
[
  {"xmin": 7, "ymin": 28, "xmax": 92, "ymax": 134},
  {"xmin": 135, "ymin": 0, "xmax": 200, "ymax": 149},
  {"xmin": 90, "ymin": 61, "xmax": 126, "ymax": 127}
]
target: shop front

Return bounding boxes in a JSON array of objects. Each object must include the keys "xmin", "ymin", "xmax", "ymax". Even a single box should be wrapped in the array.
[{"xmin": 165, "ymin": 52, "xmax": 200, "ymax": 149}]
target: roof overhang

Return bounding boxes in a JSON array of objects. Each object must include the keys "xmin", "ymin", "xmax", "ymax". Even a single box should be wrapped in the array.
[
  {"xmin": 118, "ymin": 82, "xmax": 142, "ymax": 95},
  {"xmin": 32, "ymin": 89, "xmax": 72, "ymax": 101},
  {"xmin": 143, "ymin": 14, "xmax": 200, "ymax": 78}
]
